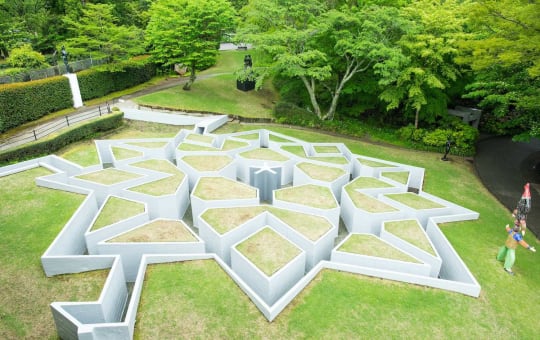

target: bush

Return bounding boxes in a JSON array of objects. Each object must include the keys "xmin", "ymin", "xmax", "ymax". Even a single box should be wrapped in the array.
[
  {"xmin": 274, "ymin": 101, "xmax": 321, "ymax": 128},
  {"xmin": 398, "ymin": 125, "xmax": 426, "ymax": 142},
  {"xmin": 396, "ymin": 121, "xmax": 478, "ymax": 156},
  {"xmin": 0, "ymin": 76, "xmax": 72, "ymax": 132},
  {"xmin": 7, "ymin": 44, "xmax": 48, "ymax": 69},
  {"xmin": 0, "ymin": 112, "xmax": 124, "ymax": 165}
]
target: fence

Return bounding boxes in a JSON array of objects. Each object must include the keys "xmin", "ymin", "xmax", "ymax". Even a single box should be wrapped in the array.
[
  {"xmin": 0, "ymin": 102, "xmax": 115, "ymax": 152},
  {"xmin": 0, "ymin": 57, "xmax": 109, "ymax": 84}
]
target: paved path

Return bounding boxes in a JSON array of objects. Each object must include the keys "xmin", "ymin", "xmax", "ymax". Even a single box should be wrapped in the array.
[{"xmin": 474, "ymin": 135, "xmax": 540, "ymax": 238}]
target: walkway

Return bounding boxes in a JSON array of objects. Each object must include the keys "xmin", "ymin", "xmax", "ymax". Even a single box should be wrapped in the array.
[{"xmin": 474, "ymin": 135, "xmax": 540, "ymax": 238}]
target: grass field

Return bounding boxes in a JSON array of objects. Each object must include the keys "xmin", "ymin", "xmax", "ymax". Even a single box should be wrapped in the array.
[
  {"xmin": 135, "ymin": 50, "xmax": 277, "ymax": 119},
  {"xmin": 2, "ymin": 122, "xmax": 539, "ymax": 338}
]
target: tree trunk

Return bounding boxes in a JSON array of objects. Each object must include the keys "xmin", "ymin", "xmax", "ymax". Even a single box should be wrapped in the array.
[
  {"xmin": 183, "ymin": 61, "xmax": 197, "ymax": 91},
  {"xmin": 300, "ymin": 76, "xmax": 322, "ymax": 119},
  {"xmin": 414, "ymin": 107, "xmax": 420, "ymax": 129},
  {"xmin": 323, "ymin": 77, "xmax": 349, "ymax": 121}
]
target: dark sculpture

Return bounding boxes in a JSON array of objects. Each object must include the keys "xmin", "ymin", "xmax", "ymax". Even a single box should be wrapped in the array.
[
  {"xmin": 61, "ymin": 46, "xmax": 69, "ymax": 73},
  {"xmin": 441, "ymin": 138, "xmax": 452, "ymax": 161},
  {"xmin": 244, "ymin": 54, "xmax": 252, "ymax": 69},
  {"xmin": 237, "ymin": 54, "xmax": 255, "ymax": 92}
]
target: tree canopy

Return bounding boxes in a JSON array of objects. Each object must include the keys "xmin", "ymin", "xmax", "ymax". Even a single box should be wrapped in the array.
[
  {"xmin": 145, "ymin": 0, "xmax": 236, "ymax": 90},
  {"xmin": 0, "ymin": 0, "xmax": 538, "ymax": 140}
]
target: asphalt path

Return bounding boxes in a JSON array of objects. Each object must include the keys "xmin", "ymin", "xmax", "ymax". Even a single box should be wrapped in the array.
[{"xmin": 474, "ymin": 135, "xmax": 540, "ymax": 238}]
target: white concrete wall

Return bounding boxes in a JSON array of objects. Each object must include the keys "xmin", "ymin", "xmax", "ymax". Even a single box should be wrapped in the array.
[
  {"xmin": 332, "ymin": 234, "xmax": 431, "ymax": 277},
  {"xmin": 380, "ymin": 220, "xmax": 442, "ymax": 277},
  {"xmin": 231, "ymin": 232, "xmax": 306, "ymax": 306}
]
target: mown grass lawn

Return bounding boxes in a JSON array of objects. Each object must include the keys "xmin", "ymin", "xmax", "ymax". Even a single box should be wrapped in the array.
[
  {"xmin": 2, "ymin": 122, "xmax": 540, "ymax": 338},
  {"xmin": 135, "ymin": 51, "xmax": 277, "ymax": 119}
]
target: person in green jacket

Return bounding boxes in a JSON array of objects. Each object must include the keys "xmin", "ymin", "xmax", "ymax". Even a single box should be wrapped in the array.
[{"xmin": 497, "ymin": 223, "xmax": 536, "ymax": 275}]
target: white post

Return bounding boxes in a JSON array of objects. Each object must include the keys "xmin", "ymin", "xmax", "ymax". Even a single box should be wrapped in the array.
[{"xmin": 63, "ymin": 73, "xmax": 83, "ymax": 108}]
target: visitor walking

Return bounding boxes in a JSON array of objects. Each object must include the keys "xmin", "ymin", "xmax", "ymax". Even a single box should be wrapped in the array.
[{"xmin": 497, "ymin": 223, "xmax": 536, "ymax": 275}]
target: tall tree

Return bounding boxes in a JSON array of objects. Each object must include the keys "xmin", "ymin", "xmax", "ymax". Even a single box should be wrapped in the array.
[
  {"xmin": 238, "ymin": 1, "xmax": 408, "ymax": 121},
  {"xmin": 456, "ymin": 0, "xmax": 540, "ymax": 140},
  {"xmin": 379, "ymin": 0, "xmax": 464, "ymax": 128},
  {"xmin": 62, "ymin": 3, "xmax": 145, "ymax": 59},
  {"xmin": 0, "ymin": 0, "xmax": 52, "ymax": 54},
  {"xmin": 145, "ymin": 0, "xmax": 236, "ymax": 90}
]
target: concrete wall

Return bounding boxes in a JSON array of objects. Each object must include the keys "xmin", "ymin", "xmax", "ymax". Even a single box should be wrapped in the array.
[
  {"xmin": 231, "ymin": 229, "xmax": 306, "ymax": 306},
  {"xmin": 332, "ymin": 234, "xmax": 432, "ymax": 277},
  {"xmin": 0, "ymin": 126, "xmax": 483, "ymax": 336},
  {"xmin": 380, "ymin": 219, "xmax": 442, "ymax": 277}
]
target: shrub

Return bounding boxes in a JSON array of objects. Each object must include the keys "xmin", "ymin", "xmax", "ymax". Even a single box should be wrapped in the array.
[
  {"xmin": 398, "ymin": 125, "xmax": 426, "ymax": 142},
  {"xmin": 422, "ymin": 128, "xmax": 453, "ymax": 147},
  {"xmin": 274, "ymin": 101, "xmax": 321, "ymax": 128},
  {"xmin": 7, "ymin": 44, "xmax": 48, "ymax": 69},
  {"xmin": 0, "ymin": 112, "xmax": 124, "ymax": 165}
]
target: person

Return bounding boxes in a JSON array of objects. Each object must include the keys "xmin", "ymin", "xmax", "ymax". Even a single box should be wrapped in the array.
[
  {"xmin": 496, "ymin": 223, "xmax": 536, "ymax": 275},
  {"xmin": 512, "ymin": 182, "xmax": 531, "ymax": 236}
]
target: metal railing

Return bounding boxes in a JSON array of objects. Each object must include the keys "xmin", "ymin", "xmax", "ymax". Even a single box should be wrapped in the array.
[
  {"xmin": 0, "ymin": 102, "xmax": 115, "ymax": 152},
  {"xmin": 0, "ymin": 57, "xmax": 109, "ymax": 84}
]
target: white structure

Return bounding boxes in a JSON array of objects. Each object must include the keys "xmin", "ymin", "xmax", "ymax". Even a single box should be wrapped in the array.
[{"xmin": 0, "ymin": 112, "xmax": 481, "ymax": 339}]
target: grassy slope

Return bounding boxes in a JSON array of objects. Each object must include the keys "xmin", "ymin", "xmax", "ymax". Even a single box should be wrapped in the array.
[
  {"xmin": 0, "ymin": 167, "xmax": 109, "ymax": 338},
  {"xmin": 134, "ymin": 50, "xmax": 277, "ymax": 119}
]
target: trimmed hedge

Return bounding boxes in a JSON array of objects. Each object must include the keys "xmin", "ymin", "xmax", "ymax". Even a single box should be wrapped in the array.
[
  {"xmin": 0, "ymin": 59, "xmax": 156, "ymax": 133},
  {"xmin": 78, "ymin": 60, "xmax": 156, "ymax": 101},
  {"xmin": 0, "ymin": 76, "xmax": 72, "ymax": 133},
  {"xmin": 0, "ymin": 112, "xmax": 124, "ymax": 165}
]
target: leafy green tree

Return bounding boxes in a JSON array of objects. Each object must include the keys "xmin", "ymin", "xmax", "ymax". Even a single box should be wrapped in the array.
[
  {"xmin": 379, "ymin": 0, "xmax": 464, "ymax": 128},
  {"xmin": 456, "ymin": 0, "xmax": 540, "ymax": 140},
  {"xmin": 238, "ymin": 1, "xmax": 408, "ymax": 120},
  {"xmin": 145, "ymin": 0, "xmax": 236, "ymax": 90},
  {"xmin": 0, "ymin": 0, "xmax": 52, "ymax": 54},
  {"xmin": 62, "ymin": 3, "xmax": 145, "ymax": 59},
  {"xmin": 7, "ymin": 43, "xmax": 48, "ymax": 68}
]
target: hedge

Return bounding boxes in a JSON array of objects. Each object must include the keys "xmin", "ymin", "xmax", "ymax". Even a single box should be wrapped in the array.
[
  {"xmin": 77, "ymin": 60, "xmax": 156, "ymax": 101},
  {"xmin": 0, "ymin": 112, "xmax": 124, "ymax": 165},
  {"xmin": 0, "ymin": 76, "xmax": 72, "ymax": 133},
  {"xmin": 0, "ymin": 59, "xmax": 156, "ymax": 133}
]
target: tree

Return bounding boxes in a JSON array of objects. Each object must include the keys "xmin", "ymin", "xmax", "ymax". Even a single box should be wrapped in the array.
[
  {"xmin": 379, "ymin": 0, "xmax": 464, "ymax": 128},
  {"xmin": 238, "ymin": 1, "xmax": 408, "ymax": 121},
  {"xmin": 0, "ymin": 0, "xmax": 51, "ymax": 54},
  {"xmin": 145, "ymin": 0, "xmax": 236, "ymax": 90},
  {"xmin": 7, "ymin": 43, "xmax": 48, "ymax": 68},
  {"xmin": 62, "ymin": 3, "xmax": 145, "ymax": 59},
  {"xmin": 456, "ymin": 0, "xmax": 540, "ymax": 140}
]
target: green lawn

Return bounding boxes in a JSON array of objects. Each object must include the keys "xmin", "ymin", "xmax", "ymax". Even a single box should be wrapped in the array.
[
  {"xmin": 2, "ymin": 122, "xmax": 540, "ymax": 338},
  {"xmin": 135, "ymin": 50, "xmax": 277, "ymax": 119}
]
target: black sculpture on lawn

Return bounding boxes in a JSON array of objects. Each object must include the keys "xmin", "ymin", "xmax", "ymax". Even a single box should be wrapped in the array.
[{"xmin": 441, "ymin": 138, "xmax": 452, "ymax": 161}]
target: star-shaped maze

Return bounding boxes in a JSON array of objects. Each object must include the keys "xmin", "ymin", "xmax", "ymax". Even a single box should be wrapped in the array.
[{"xmin": 0, "ymin": 126, "xmax": 480, "ymax": 339}]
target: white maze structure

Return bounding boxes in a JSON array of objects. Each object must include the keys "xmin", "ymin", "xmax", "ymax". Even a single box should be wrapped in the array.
[{"xmin": 0, "ymin": 115, "xmax": 480, "ymax": 339}]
